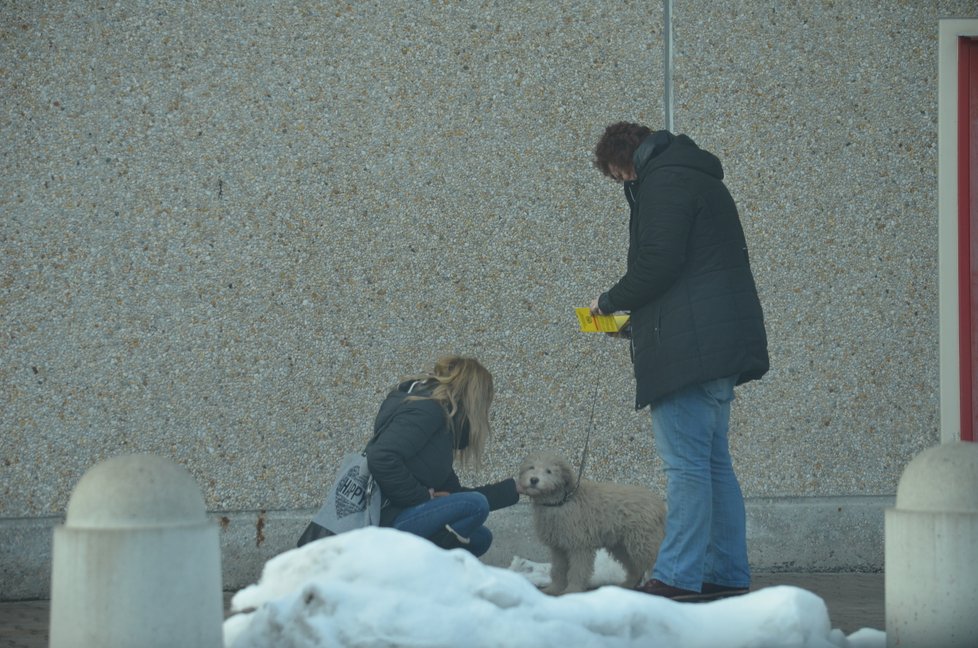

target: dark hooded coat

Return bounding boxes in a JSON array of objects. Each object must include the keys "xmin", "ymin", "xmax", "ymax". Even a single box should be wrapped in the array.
[
  {"xmin": 598, "ymin": 132, "xmax": 769, "ymax": 409},
  {"xmin": 365, "ymin": 381, "xmax": 518, "ymax": 526}
]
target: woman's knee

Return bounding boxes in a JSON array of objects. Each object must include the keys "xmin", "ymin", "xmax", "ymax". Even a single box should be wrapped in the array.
[{"xmin": 457, "ymin": 491, "xmax": 490, "ymax": 516}]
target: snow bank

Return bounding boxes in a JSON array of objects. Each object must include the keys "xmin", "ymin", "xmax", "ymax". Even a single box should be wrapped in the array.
[{"xmin": 223, "ymin": 527, "xmax": 885, "ymax": 648}]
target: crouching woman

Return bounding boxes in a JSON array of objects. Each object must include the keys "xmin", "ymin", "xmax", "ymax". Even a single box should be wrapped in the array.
[{"xmin": 366, "ymin": 355, "xmax": 518, "ymax": 556}]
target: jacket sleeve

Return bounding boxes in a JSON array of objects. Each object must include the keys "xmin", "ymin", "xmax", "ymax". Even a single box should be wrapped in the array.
[
  {"xmin": 366, "ymin": 401, "xmax": 443, "ymax": 508},
  {"xmin": 474, "ymin": 478, "xmax": 520, "ymax": 510},
  {"xmin": 606, "ymin": 178, "xmax": 695, "ymax": 311},
  {"xmin": 442, "ymin": 472, "xmax": 520, "ymax": 511}
]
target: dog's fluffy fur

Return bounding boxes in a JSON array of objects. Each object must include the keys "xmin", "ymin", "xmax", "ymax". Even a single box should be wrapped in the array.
[{"xmin": 517, "ymin": 452, "xmax": 666, "ymax": 595}]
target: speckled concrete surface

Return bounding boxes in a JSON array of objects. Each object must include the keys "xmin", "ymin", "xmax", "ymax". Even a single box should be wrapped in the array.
[
  {"xmin": 672, "ymin": 0, "xmax": 975, "ymax": 499},
  {"xmin": 0, "ymin": 0, "xmax": 972, "ymax": 598},
  {"xmin": 1, "ymin": 1, "xmax": 662, "ymax": 520}
]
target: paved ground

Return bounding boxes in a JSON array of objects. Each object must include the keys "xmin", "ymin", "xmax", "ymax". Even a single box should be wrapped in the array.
[{"xmin": 0, "ymin": 573, "xmax": 884, "ymax": 647}]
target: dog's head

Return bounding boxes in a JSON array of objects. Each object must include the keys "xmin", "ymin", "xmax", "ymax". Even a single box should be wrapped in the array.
[{"xmin": 516, "ymin": 453, "xmax": 578, "ymax": 504}]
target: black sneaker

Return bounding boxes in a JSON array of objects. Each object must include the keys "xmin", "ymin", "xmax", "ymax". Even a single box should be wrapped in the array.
[
  {"xmin": 428, "ymin": 527, "xmax": 460, "ymax": 549},
  {"xmin": 634, "ymin": 579, "xmax": 705, "ymax": 601},
  {"xmin": 428, "ymin": 524, "xmax": 471, "ymax": 550},
  {"xmin": 699, "ymin": 582, "xmax": 750, "ymax": 600}
]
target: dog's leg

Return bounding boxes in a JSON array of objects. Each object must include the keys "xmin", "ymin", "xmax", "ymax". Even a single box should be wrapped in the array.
[
  {"xmin": 609, "ymin": 543, "xmax": 646, "ymax": 588},
  {"xmin": 563, "ymin": 548, "xmax": 597, "ymax": 594},
  {"xmin": 543, "ymin": 548, "xmax": 569, "ymax": 595}
]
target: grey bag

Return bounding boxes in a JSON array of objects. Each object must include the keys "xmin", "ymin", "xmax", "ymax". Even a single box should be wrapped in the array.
[
  {"xmin": 300, "ymin": 380, "xmax": 432, "ymax": 546},
  {"xmin": 310, "ymin": 450, "xmax": 382, "ymax": 535}
]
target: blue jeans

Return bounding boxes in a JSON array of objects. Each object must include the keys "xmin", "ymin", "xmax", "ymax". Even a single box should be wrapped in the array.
[
  {"xmin": 650, "ymin": 375, "xmax": 750, "ymax": 591},
  {"xmin": 392, "ymin": 491, "xmax": 492, "ymax": 557}
]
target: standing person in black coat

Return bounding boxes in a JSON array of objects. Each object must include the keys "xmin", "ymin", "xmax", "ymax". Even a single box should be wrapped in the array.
[
  {"xmin": 589, "ymin": 122, "xmax": 769, "ymax": 601},
  {"xmin": 365, "ymin": 355, "xmax": 519, "ymax": 556}
]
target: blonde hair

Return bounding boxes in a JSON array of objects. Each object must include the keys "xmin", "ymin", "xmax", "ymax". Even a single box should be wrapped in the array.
[{"xmin": 405, "ymin": 355, "xmax": 494, "ymax": 467}]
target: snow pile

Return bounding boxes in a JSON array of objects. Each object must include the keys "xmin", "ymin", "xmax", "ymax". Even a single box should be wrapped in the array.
[{"xmin": 223, "ymin": 527, "xmax": 885, "ymax": 648}]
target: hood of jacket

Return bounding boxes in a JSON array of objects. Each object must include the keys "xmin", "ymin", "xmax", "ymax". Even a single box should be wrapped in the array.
[
  {"xmin": 632, "ymin": 131, "xmax": 724, "ymax": 181},
  {"xmin": 376, "ymin": 380, "xmax": 470, "ymax": 449}
]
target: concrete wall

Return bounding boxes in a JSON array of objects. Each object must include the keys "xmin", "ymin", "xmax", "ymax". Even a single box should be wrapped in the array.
[{"xmin": 1, "ymin": 1, "xmax": 971, "ymax": 599}]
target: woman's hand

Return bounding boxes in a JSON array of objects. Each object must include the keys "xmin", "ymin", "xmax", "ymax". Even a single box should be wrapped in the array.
[{"xmin": 429, "ymin": 488, "xmax": 450, "ymax": 499}]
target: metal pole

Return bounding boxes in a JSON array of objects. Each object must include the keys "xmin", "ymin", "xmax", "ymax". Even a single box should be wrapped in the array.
[{"xmin": 663, "ymin": 0, "xmax": 674, "ymax": 132}]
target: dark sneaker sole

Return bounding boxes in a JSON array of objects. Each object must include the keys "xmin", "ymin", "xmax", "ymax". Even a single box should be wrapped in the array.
[{"xmin": 694, "ymin": 588, "xmax": 750, "ymax": 602}]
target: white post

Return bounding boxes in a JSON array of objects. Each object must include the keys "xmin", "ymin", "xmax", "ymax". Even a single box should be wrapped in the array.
[
  {"xmin": 885, "ymin": 442, "xmax": 978, "ymax": 647},
  {"xmin": 49, "ymin": 454, "xmax": 223, "ymax": 648}
]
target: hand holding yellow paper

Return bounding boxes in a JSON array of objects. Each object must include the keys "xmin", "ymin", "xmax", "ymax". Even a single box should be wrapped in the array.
[{"xmin": 575, "ymin": 307, "xmax": 630, "ymax": 333}]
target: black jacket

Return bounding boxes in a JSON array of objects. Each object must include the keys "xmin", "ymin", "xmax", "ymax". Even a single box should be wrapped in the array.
[
  {"xmin": 365, "ymin": 381, "xmax": 519, "ymax": 526},
  {"xmin": 599, "ymin": 132, "xmax": 769, "ymax": 409}
]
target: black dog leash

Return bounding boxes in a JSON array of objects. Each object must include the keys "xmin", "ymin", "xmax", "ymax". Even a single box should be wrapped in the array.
[
  {"xmin": 543, "ymin": 335, "xmax": 605, "ymax": 506},
  {"xmin": 568, "ymin": 381, "xmax": 599, "ymax": 499}
]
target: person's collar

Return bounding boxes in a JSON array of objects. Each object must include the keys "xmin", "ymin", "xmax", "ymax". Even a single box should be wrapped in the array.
[{"xmin": 632, "ymin": 130, "xmax": 674, "ymax": 172}]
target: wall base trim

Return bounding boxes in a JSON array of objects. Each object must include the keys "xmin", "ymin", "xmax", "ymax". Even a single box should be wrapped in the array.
[{"xmin": 0, "ymin": 495, "xmax": 891, "ymax": 600}]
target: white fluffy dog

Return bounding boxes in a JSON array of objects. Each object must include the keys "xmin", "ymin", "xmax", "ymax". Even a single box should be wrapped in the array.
[{"xmin": 517, "ymin": 452, "xmax": 666, "ymax": 595}]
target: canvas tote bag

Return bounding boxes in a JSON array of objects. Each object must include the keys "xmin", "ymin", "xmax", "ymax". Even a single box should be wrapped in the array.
[
  {"xmin": 310, "ymin": 449, "xmax": 382, "ymax": 535},
  {"xmin": 298, "ymin": 380, "xmax": 433, "ymax": 546}
]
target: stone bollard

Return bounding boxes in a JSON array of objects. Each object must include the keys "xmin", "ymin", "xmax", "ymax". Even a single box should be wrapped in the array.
[
  {"xmin": 885, "ymin": 441, "xmax": 978, "ymax": 648},
  {"xmin": 49, "ymin": 454, "xmax": 223, "ymax": 648}
]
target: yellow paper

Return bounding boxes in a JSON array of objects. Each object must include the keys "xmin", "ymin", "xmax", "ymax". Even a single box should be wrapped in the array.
[{"xmin": 575, "ymin": 307, "xmax": 630, "ymax": 333}]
